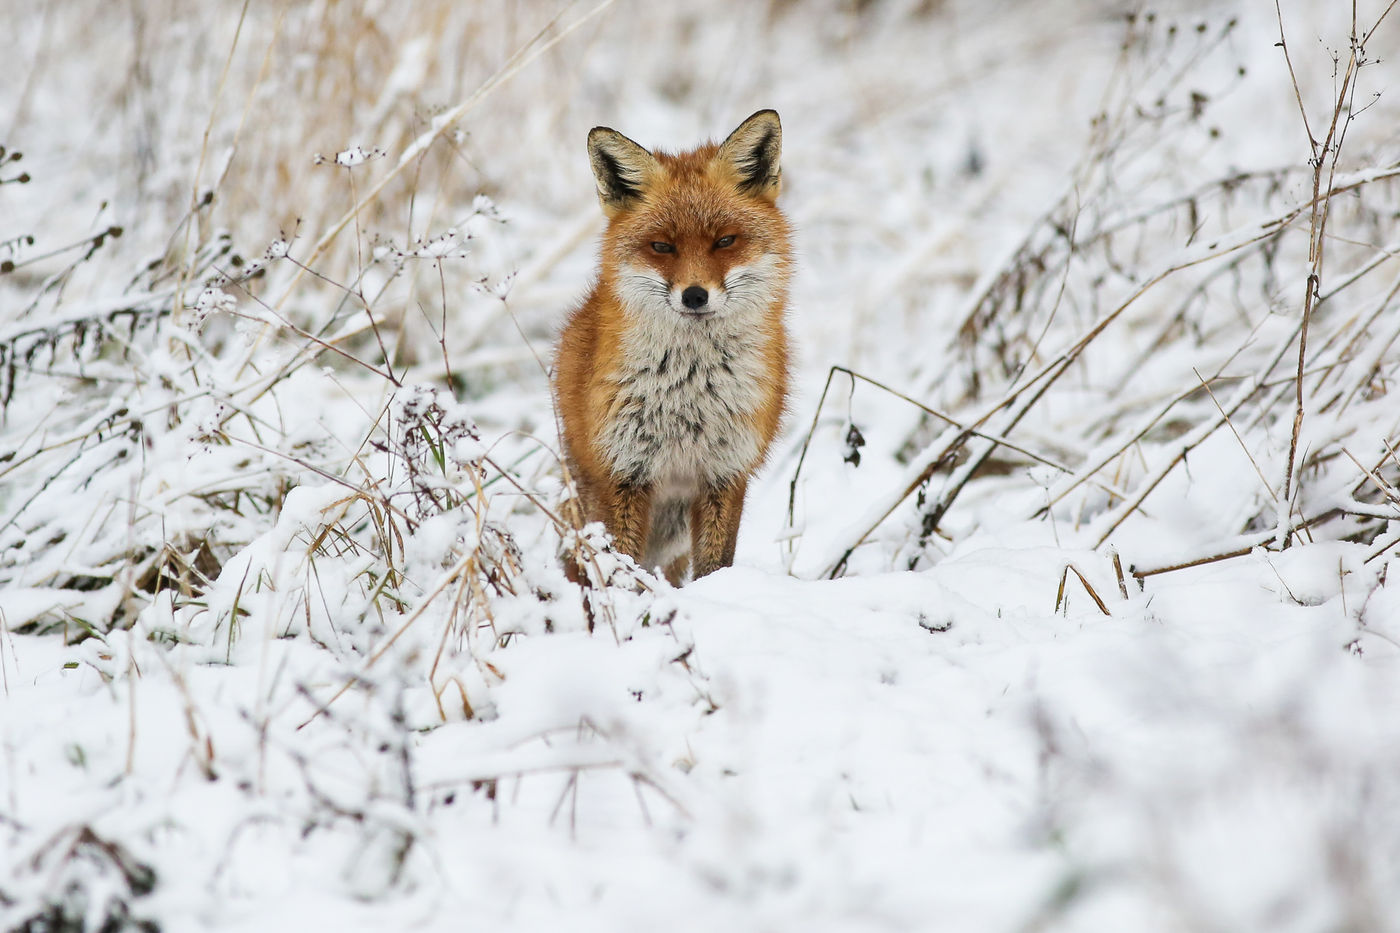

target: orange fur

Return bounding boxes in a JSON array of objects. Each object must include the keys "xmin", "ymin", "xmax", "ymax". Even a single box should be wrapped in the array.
[{"xmin": 555, "ymin": 110, "xmax": 792, "ymax": 582}]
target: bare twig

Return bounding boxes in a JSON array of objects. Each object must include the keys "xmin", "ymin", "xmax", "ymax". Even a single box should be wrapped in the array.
[{"xmin": 1055, "ymin": 564, "xmax": 1112, "ymax": 617}]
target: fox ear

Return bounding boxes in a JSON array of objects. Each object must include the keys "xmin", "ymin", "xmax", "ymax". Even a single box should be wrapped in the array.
[
  {"xmin": 587, "ymin": 127, "xmax": 660, "ymax": 215},
  {"xmin": 717, "ymin": 109, "xmax": 782, "ymax": 201}
]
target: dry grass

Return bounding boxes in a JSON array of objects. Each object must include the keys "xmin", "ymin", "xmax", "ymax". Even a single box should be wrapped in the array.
[{"xmin": 795, "ymin": 6, "xmax": 1400, "ymax": 579}]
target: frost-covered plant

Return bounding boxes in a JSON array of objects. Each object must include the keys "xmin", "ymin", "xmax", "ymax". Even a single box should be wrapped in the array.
[{"xmin": 795, "ymin": 6, "xmax": 1400, "ymax": 581}]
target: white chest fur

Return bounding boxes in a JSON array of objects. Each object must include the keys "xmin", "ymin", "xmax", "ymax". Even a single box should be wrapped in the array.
[{"xmin": 599, "ymin": 309, "xmax": 767, "ymax": 493}]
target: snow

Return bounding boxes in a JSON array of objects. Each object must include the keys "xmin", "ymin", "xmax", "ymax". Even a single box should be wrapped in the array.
[
  {"xmin": 9, "ymin": 546, "xmax": 1395, "ymax": 929},
  {"xmin": 3, "ymin": 0, "xmax": 1400, "ymax": 930}
]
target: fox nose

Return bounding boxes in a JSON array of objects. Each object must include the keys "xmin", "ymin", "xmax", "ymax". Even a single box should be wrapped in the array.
[{"xmin": 681, "ymin": 285, "xmax": 709, "ymax": 310}]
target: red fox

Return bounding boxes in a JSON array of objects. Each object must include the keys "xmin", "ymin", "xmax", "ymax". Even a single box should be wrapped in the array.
[{"xmin": 554, "ymin": 110, "xmax": 792, "ymax": 582}]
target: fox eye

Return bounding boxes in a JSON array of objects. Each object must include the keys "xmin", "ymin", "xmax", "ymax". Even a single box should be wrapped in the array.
[
  {"xmin": 651, "ymin": 241, "xmax": 675, "ymax": 254},
  {"xmin": 714, "ymin": 235, "xmax": 736, "ymax": 249}
]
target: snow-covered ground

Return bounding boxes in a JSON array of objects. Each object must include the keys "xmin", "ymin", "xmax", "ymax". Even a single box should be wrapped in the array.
[{"xmin": 3, "ymin": 1, "xmax": 1400, "ymax": 929}]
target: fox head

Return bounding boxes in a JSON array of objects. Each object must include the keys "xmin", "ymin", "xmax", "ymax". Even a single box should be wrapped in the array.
[{"xmin": 587, "ymin": 110, "xmax": 791, "ymax": 322}]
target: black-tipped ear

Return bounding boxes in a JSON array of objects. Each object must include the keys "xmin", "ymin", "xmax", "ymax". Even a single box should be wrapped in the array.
[
  {"xmin": 587, "ymin": 127, "xmax": 660, "ymax": 216},
  {"xmin": 717, "ymin": 109, "xmax": 782, "ymax": 201}
]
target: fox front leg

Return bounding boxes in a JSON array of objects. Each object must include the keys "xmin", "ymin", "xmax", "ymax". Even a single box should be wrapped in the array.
[
  {"xmin": 605, "ymin": 481, "xmax": 654, "ymax": 567},
  {"xmin": 690, "ymin": 478, "xmax": 747, "ymax": 579}
]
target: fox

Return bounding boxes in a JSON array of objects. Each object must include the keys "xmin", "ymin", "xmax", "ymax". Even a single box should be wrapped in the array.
[{"xmin": 554, "ymin": 109, "xmax": 793, "ymax": 583}]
